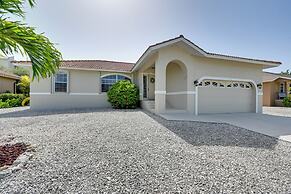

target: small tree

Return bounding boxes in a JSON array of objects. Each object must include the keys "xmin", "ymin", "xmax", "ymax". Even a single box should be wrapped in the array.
[
  {"xmin": 12, "ymin": 66, "xmax": 30, "ymax": 76},
  {"xmin": 107, "ymin": 80, "xmax": 139, "ymax": 109},
  {"xmin": 17, "ymin": 75, "xmax": 30, "ymax": 95},
  {"xmin": 281, "ymin": 69, "xmax": 291, "ymax": 76}
]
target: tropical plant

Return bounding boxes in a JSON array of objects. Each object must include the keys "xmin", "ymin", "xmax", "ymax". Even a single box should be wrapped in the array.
[
  {"xmin": 21, "ymin": 96, "xmax": 30, "ymax": 106},
  {"xmin": 17, "ymin": 75, "xmax": 30, "ymax": 95},
  {"xmin": 0, "ymin": 0, "xmax": 62, "ymax": 79},
  {"xmin": 107, "ymin": 80, "xmax": 139, "ymax": 109}
]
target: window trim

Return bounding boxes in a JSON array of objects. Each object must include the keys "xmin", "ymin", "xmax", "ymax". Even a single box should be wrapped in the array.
[
  {"xmin": 100, "ymin": 73, "xmax": 132, "ymax": 93},
  {"xmin": 52, "ymin": 70, "xmax": 69, "ymax": 93}
]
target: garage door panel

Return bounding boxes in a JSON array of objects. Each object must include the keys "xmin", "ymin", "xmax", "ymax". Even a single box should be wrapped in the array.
[{"xmin": 198, "ymin": 87, "xmax": 255, "ymax": 114}]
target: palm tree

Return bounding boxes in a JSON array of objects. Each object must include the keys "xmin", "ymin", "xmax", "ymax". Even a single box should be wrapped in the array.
[{"xmin": 0, "ymin": 0, "xmax": 62, "ymax": 79}]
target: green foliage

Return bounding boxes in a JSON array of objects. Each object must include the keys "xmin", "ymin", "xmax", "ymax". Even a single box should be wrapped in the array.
[
  {"xmin": 0, "ymin": 93, "xmax": 24, "ymax": 102},
  {"xmin": 21, "ymin": 96, "xmax": 30, "ymax": 106},
  {"xmin": 0, "ymin": 98, "xmax": 22, "ymax": 108},
  {"xmin": 17, "ymin": 75, "xmax": 30, "ymax": 95},
  {"xmin": 0, "ymin": 93, "xmax": 24, "ymax": 108},
  {"xmin": 0, "ymin": 0, "xmax": 62, "ymax": 79},
  {"xmin": 107, "ymin": 80, "xmax": 139, "ymax": 109},
  {"xmin": 12, "ymin": 66, "xmax": 30, "ymax": 76},
  {"xmin": 0, "ymin": 100, "xmax": 9, "ymax": 108},
  {"xmin": 283, "ymin": 97, "xmax": 291, "ymax": 107},
  {"xmin": 0, "ymin": 0, "xmax": 35, "ymax": 17},
  {"xmin": 281, "ymin": 69, "xmax": 291, "ymax": 76},
  {"xmin": 0, "ymin": 64, "xmax": 29, "ymax": 76}
]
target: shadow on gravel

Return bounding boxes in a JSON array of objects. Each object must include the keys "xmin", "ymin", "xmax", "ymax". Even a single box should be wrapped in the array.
[
  {"xmin": 143, "ymin": 111, "xmax": 279, "ymax": 150},
  {"xmin": 0, "ymin": 107, "xmax": 141, "ymax": 118}
]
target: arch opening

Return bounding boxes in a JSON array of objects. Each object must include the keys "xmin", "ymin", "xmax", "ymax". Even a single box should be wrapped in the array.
[{"xmin": 165, "ymin": 60, "xmax": 188, "ymax": 111}]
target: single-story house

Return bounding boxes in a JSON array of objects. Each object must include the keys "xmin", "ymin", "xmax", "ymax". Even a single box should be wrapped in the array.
[
  {"xmin": 0, "ymin": 70, "xmax": 20, "ymax": 94},
  {"xmin": 263, "ymin": 72, "xmax": 291, "ymax": 106},
  {"xmin": 13, "ymin": 35, "xmax": 281, "ymax": 114}
]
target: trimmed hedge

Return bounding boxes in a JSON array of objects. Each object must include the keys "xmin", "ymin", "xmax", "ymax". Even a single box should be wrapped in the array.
[
  {"xmin": 107, "ymin": 80, "xmax": 139, "ymax": 109},
  {"xmin": 0, "ymin": 93, "xmax": 25, "ymax": 109},
  {"xmin": 0, "ymin": 93, "xmax": 25, "ymax": 102}
]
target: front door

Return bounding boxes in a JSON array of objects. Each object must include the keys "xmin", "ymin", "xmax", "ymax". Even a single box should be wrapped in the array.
[
  {"xmin": 148, "ymin": 74, "xmax": 155, "ymax": 100},
  {"xmin": 143, "ymin": 74, "xmax": 155, "ymax": 100}
]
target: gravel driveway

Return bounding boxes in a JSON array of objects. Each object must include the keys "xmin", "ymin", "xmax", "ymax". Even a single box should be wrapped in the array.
[{"xmin": 0, "ymin": 108, "xmax": 290, "ymax": 193}]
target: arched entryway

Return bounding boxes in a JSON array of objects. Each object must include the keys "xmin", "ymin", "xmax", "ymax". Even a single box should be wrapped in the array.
[{"xmin": 165, "ymin": 60, "xmax": 187, "ymax": 111}]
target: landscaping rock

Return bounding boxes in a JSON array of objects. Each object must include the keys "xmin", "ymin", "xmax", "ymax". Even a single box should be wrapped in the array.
[{"xmin": 0, "ymin": 108, "xmax": 290, "ymax": 193}]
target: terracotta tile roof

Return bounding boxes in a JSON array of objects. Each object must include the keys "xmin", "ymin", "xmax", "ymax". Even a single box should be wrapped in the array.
[
  {"xmin": 13, "ymin": 60, "xmax": 134, "ymax": 72},
  {"xmin": 0, "ymin": 70, "xmax": 20, "ymax": 80}
]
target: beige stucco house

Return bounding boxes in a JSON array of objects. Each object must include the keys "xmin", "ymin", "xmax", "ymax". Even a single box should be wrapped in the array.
[
  {"xmin": 13, "ymin": 36, "xmax": 281, "ymax": 114},
  {"xmin": 0, "ymin": 70, "xmax": 20, "ymax": 94},
  {"xmin": 263, "ymin": 72, "xmax": 291, "ymax": 106}
]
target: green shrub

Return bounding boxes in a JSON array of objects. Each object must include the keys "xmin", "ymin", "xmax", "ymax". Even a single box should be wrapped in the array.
[
  {"xmin": 0, "ymin": 93, "xmax": 25, "ymax": 109},
  {"xmin": 283, "ymin": 97, "xmax": 291, "ymax": 107},
  {"xmin": 0, "ymin": 93, "xmax": 25, "ymax": 102},
  {"xmin": 107, "ymin": 80, "xmax": 139, "ymax": 109},
  {"xmin": 22, "ymin": 97, "xmax": 30, "ymax": 106},
  {"xmin": 0, "ymin": 100, "xmax": 10, "ymax": 108},
  {"xmin": 17, "ymin": 75, "xmax": 30, "ymax": 95},
  {"xmin": 7, "ymin": 98, "xmax": 22, "ymax": 107}
]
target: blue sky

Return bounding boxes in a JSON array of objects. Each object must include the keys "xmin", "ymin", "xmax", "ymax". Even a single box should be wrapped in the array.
[{"xmin": 15, "ymin": 0, "xmax": 291, "ymax": 73}]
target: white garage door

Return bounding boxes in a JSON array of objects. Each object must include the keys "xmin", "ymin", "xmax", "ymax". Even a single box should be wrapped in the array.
[{"xmin": 198, "ymin": 80, "xmax": 256, "ymax": 114}]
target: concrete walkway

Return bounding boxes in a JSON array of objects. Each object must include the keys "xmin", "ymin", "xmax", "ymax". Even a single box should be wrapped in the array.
[{"xmin": 160, "ymin": 107, "xmax": 291, "ymax": 143}]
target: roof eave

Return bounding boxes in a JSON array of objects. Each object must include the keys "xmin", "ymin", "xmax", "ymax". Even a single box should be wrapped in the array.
[{"xmin": 132, "ymin": 36, "xmax": 281, "ymax": 72}]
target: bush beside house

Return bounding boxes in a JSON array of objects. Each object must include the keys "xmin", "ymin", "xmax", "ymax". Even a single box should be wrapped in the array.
[
  {"xmin": 0, "ymin": 75, "xmax": 30, "ymax": 109},
  {"xmin": 0, "ymin": 93, "xmax": 25, "ymax": 108},
  {"xmin": 107, "ymin": 80, "xmax": 139, "ymax": 109},
  {"xmin": 283, "ymin": 97, "xmax": 291, "ymax": 107}
]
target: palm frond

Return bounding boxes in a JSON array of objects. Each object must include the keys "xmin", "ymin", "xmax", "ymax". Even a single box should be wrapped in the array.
[
  {"xmin": 0, "ymin": 18, "xmax": 62, "ymax": 79},
  {"xmin": 0, "ymin": 0, "xmax": 35, "ymax": 17}
]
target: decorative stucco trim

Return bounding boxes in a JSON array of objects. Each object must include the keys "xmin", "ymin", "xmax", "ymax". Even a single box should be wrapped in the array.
[
  {"xmin": 166, "ymin": 91, "xmax": 196, "ymax": 95},
  {"xmin": 30, "ymin": 92, "xmax": 51, "ymax": 95},
  {"xmin": 155, "ymin": 91, "xmax": 166, "ymax": 94},
  {"xmin": 100, "ymin": 73, "xmax": 132, "ymax": 80},
  {"xmin": 69, "ymin": 93, "xmax": 105, "ymax": 96}
]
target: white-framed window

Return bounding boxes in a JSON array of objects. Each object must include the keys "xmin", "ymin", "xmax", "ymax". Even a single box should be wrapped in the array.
[
  {"xmin": 101, "ymin": 74, "xmax": 131, "ymax": 92},
  {"xmin": 54, "ymin": 71, "xmax": 68, "ymax": 93}
]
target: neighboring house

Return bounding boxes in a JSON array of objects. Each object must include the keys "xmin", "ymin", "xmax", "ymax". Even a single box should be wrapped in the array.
[
  {"xmin": 13, "ymin": 35, "xmax": 281, "ymax": 114},
  {"xmin": 0, "ymin": 56, "xmax": 14, "ymax": 69},
  {"xmin": 263, "ymin": 72, "xmax": 291, "ymax": 107},
  {"xmin": 0, "ymin": 70, "xmax": 20, "ymax": 93}
]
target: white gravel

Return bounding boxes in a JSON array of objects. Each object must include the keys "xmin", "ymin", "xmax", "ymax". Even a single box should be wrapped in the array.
[{"xmin": 0, "ymin": 107, "xmax": 290, "ymax": 193}]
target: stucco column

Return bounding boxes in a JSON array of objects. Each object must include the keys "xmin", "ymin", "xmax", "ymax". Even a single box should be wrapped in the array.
[{"xmin": 155, "ymin": 59, "xmax": 166, "ymax": 113}]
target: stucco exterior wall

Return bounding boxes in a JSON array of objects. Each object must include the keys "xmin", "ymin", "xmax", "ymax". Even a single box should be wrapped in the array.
[
  {"xmin": 0, "ymin": 77, "xmax": 16, "ymax": 93},
  {"xmin": 30, "ymin": 69, "xmax": 133, "ymax": 110},
  {"xmin": 154, "ymin": 45, "xmax": 263, "ymax": 114},
  {"xmin": 263, "ymin": 82, "xmax": 273, "ymax": 106}
]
